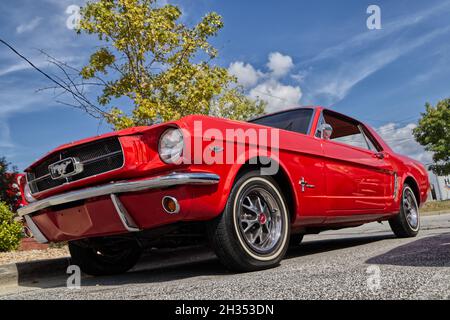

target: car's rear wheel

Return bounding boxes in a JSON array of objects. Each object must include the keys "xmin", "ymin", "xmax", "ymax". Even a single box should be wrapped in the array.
[
  {"xmin": 68, "ymin": 239, "xmax": 142, "ymax": 276},
  {"xmin": 207, "ymin": 171, "xmax": 290, "ymax": 272},
  {"xmin": 389, "ymin": 184, "xmax": 420, "ymax": 238}
]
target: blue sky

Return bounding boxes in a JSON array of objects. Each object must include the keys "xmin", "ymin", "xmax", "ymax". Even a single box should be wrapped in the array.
[{"xmin": 1, "ymin": 0, "xmax": 450, "ymax": 170}]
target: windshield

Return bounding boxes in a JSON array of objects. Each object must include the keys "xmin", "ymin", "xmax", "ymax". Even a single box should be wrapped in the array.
[{"xmin": 250, "ymin": 108, "xmax": 314, "ymax": 135}]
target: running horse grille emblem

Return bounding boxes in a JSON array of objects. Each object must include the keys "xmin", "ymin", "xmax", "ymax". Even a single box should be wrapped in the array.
[{"xmin": 48, "ymin": 157, "xmax": 84, "ymax": 180}]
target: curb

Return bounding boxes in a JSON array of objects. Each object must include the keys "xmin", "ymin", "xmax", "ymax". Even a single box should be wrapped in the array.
[
  {"xmin": 0, "ymin": 257, "xmax": 71, "ymax": 287},
  {"xmin": 421, "ymin": 210, "xmax": 450, "ymax": 216}
]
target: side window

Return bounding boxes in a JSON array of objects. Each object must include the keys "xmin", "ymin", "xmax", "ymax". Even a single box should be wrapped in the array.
[
  {"xmin": 332, "ymin": 131, "xmax": 370, "ymax": 149},
  {"xmin": 322, "ymin": 111, "xmax": 375, "ymax": 151}
]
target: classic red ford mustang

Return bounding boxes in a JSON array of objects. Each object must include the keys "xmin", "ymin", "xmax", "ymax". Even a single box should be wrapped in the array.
[{"xmin": 18, "ymin": 106, "xmax": 429, "ymax": 275}]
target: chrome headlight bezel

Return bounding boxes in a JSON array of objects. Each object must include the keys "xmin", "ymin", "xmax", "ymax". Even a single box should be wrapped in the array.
[
  {"xmin": 23, "ymin": 183, "xmax": 37, "ymax": 203},
  {"xmin": 158, "ymin": 127, "xmax": 184, "ymax": 164}
]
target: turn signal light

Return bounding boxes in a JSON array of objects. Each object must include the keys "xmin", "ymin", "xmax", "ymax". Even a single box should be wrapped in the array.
[{"xmin": 162, "ymin": 196, "xmax": 180, "ymax": 214}]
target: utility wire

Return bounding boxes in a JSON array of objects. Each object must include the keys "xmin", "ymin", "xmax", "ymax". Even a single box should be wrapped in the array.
[
  {"xmin": 0, "ymin": 37, "xmax": 425, "ymax": 131},
  {"xmin": 251, "ymin": 90, "xmax": 291, "ymax": 102},
  {"xmin": 0, "ymin": 37, "xmax": 105, "ymax": 118},
  {"xmin": 0, "ymin": 38, "xmax": 68, "ymax": 91}
]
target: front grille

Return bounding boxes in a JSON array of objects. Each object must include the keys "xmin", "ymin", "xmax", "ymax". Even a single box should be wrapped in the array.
[{"xmin": 27, "ymin": 137, "xmax": 124, "ymax": 193}]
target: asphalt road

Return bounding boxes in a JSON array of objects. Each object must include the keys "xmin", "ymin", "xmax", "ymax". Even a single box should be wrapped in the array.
[{"xmin": 1, "ymin": 213, "xmax": 450, "ymax": 300}]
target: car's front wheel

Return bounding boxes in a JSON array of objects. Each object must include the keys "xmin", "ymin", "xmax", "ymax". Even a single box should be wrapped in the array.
[
  {"xmin": 69, "ymin": 239, "xmax": 142, "ymax": 276},
  {"xmin": 389, "ymin": 184, "xmax": 420, "ymax": 238},
  {"xmin": 207, "ymin": 171, "xmax": 290, "ymax": 272}
]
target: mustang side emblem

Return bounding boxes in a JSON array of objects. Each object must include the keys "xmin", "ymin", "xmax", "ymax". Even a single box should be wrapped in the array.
[
  {"xmin": 299, "ymin": 177, "xmax": 315, "ymax": 192},
  {"xmin": 49, "ymin": 157, "xmax": 83, "ymax": 180}
]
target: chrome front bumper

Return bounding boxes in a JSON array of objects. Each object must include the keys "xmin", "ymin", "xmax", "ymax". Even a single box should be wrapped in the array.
[
  {"xmin": 18, "ymin": 172, "xmax": 220, "ymax": 217},
  {"xmin": 20, "ymin": 172, "xmax": 220, "ymax": 244}
]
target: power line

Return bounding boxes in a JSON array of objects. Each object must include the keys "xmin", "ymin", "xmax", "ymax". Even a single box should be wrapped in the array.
[
  {"xmin": 0, "ymin": 38, "xmax": 106, "ymax": 117},
  {"xmin": 384, "ymin": 137, "xmax": 415, "ymax": 143},
  {"xmin": 0, "ymin": 38, "xmax": 67, "ymax": 91},
  {"xmin": 1, "ymin": 36, "xmax": 423, "ymax": 131},
  {"xmin": 251, "ymin": 89, "xmax": 422, "ymax": 127},
  {"xmin": 251, "ymin": 90, "xmax": 291, "ymax": 102},
  {"xmin": 360, "ymin": 114, "xmax": 419, "ymax": 124}
]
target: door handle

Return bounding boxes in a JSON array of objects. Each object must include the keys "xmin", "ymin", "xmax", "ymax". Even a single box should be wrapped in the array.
[{"xmin": 373, "ymin": 152, "xmax": 385, "ymax": 159}]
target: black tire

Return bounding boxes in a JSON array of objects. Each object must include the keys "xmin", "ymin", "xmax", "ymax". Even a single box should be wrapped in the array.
[
  {"xmin": 290, "ymin": 233, "xmax": 304, "ymax": 247},
  {"xmin": 389, "ymin": 184, "xmax": 420, "ymax": 238},
  {"xmin": 207, "ymin": 171, "xmax": 290, "ymax": 272},
  {"xmin": 69, "ymin": 240, "xmax": 142, "ymax": 276}
]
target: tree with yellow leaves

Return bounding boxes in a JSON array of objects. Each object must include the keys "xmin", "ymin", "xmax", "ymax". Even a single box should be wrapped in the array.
[{"xmin": 46, "ymin": 0, "xmax": 265, "ymax": 130}]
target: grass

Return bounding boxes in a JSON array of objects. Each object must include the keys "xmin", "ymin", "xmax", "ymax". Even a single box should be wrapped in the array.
[{"xmin": 421, "ymin": 200, "xmax": 450, "ymax": 213}]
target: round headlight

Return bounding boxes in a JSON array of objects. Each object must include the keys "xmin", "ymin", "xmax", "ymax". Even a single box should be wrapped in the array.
[
  {"xmin": 158, "ymin": 128, "xmax": 184, "ymax": 164},
  {"xmin": 24, "ymin": 183, "xmax": 36, "ymax": 203}
]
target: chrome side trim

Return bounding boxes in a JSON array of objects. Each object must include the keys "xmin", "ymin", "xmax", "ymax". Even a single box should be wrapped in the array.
[
  {"xmin": 18, "ymin": 172, "xmax": 220, "ymax": 217},
  {"xmin": 393, "ymin": 172, "xmax": 399, "ymax": 199},
  {"xmin": 27, "ymin": 173, "xmax": 51, "ymax": 184},
  {"xmin": 306, "ymin": 108, "xmax": 317, "ymax": 136},
  {"xmin": 111, "ymin": 194, "xmax": 141, "ymax": 232},
  {"xmin": 24, "ymin": 215, "xmax": 49, "ymax": 244},
  {"xmin": 82, "ymin": 150, "xmax": 122, "ymax": 165}
]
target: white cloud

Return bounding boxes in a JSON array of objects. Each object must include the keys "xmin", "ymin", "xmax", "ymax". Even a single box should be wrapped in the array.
[
  {"xmin": 377, "ymin": 123, "xmax": 433, "ymax": 164},
  {"xmin": 229, "ymin": 52, "xmax": 301, "ymax": 112},
  {"xmin": 305, "ymin": 2, "xmax": 450, "ymax": 65},
  {"xmin": 0, "ymin": 54, "xmax": 79, "ymax": 80},
  {"xmin": 228, "ymin": 61, "xmax": 263, "ymax": 88},
  {"xmin": 267, "ymin": 52, "xmax": 294, "ymax": 78},
  {"xmin": 297, "ymin": 2, "xmax": 450, "ymax": 106},
  {"xmin": 0, "ymin": 60, "xmax": 49, "ymax": 77},
  {"xmin": 0, "ymin": 62, "xmax": 30, "ymax": 77},
  {"xmin": 303, "ymin": 25, "xmax": 450, "ymax": 105},
  {"xmin": 291, "ymin": 70, "xmax": 308, "ymax": 83},
  {"xmin": 16, "ymin": 17, "xmax": 42, "ymax": 34},
  {"xmin": 0, "ymin": 120, "xmax": 13, "ymax": 148},
  {"xmin": 42, "ymin": 0, "xmax": 86, "ymax": 8},
  {"xmin": 249, "ymin": 80, "xmax": 302, "ymax": 113}
]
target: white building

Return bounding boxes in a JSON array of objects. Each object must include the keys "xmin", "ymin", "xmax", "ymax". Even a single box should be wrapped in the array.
[{"xmin": 428, "ymin": 172, "xmax": 450, "ymax": 201}]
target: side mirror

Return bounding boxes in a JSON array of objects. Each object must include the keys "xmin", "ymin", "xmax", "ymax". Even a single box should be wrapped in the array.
[{"xmin": 320, "ymin": 123, "xmax": 333, "ymax": 140}]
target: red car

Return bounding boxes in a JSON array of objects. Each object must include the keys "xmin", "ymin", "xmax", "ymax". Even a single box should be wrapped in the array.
[{"xmin": 18, "ymin": 106, "xmax": 429, "ymax": 275}]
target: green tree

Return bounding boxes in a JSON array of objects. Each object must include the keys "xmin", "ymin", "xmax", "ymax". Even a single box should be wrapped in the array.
[
  {"xmin": 413, "ymin": 99, "xmax": 450, "ymax": 175},
  {"xmin": 48, "ymin": 0, "xmax": 265, "ymax": 130},
  {"xmin": 0, "ymin": 201, "xmax": 22, "ymax": 252},
  {"xmin": 0, "ymin": 157, "xmax": 19, "ymax": 211}
]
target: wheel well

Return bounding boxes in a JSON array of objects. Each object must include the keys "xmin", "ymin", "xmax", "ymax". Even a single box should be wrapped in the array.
[
  {"xmin": 404, "ymin": 176, "xmax": 420, "ymax": 206},
  {"xmin": 235, "ymin": 160, "xmax": 296, "ymax": 222}
]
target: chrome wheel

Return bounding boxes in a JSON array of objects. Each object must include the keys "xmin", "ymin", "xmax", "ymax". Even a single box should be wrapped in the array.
[
  {"xmin": 209, "ymin": 172, "xmax": 290, "ymax": 271},
  {"xmin": 403, "ymin": 187, "xmax": 419, "ymax": 229},
  {"xmin": 237, "ymin": 187, "xmax": 282, "ymax": 254}
]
